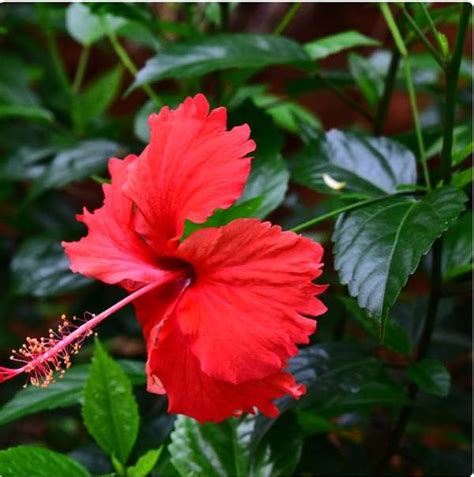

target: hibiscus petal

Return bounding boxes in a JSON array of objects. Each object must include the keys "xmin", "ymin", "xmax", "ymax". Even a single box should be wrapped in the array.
[
  {"xmin": 174, "ymin": 218, "xmax": 327, "ymax": 384},
  {"xmin": 62, "ymin": 156, "xmax": 166, "ymax": 289},
  {"xmin": 123, "ymin": 94, "xmax": 255, "ymax": 256},
  {"xmin": 147, "ymin": 311, "xmax": 306, "ymax": 423}
]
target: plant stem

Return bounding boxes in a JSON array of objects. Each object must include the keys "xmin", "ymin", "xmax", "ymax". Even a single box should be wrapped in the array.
[
  {"xmin": 106, "ymin": 26, "xmax": 161, "ymax": 107},
  {"xmin": 440, "ymin": 2, "xmax": 471, "ymax": 184},
  {"xmin": 318, "ymin": 73, "xmax": 374, "ymax": 122},
  {"xmin": 419, "ymin": 3, "xmax": 445, "ymax": 54},
  {"xmin": 401, "ymin": 6, "xmax": 445, "ymax": 68},
  {"xmin": 290, "ymin": 195, "xmax": 391, "ymax": 233},
  {"xmin": 274, "ymin": 2, "xmax": 301, "ymax": 35},
  {"xmin": 373, "ymin": 49, "xmax": 401, "ymax": 135},
  {"xmin": 72, "ymin": 46, "xmax": 90, "ymax": 94}
]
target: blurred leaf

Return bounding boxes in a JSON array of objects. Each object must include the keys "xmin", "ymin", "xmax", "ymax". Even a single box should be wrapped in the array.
[
  {"xmin": 304, "ymin": 30, "xmax": 379, "ymax": 61},
  {"xmin": 333, "ymin": 187, "xmax": 466, "ymax": 333},
  {"xmin": 0, "ymin": 446, "xmax": 90, "ymax": 477},
  {"xmin": 451, "ymin": 167, "xmax": 472, "ymax": 189},
  {"xmin": 127, "ymin": 448, "xmax": 163, "ymax": 477},
  {"xmin": 0, "ymin": 361, "xmax": 145, "ymax": 426},
  {"xmin": 406, "ymin": 359, "xmax": 451, "ymax": 397},
  {"xmin": 132, "ymin": 34, "xmax": 311, "ymax": 88},
  {"xmin": 11, "ymin": 237, "xmax": 91, "ymax": 297},
  {"xmin": 82, "ymin": 340, "xmax": 140, "ymax": 464},
  {"xmin": 339, "ymin": 296, "xmax": 412, "ymax": 355},
  {"xmin": 442, "ymin": 211, "xmax": 473, "ymax": 281},
  {"xmin": 232, "ymin": 102, "xmax": 289, "ymax": 217},
  {"xmin": 425, "ymin": 122, "xmax": 473, "ymax": 163},
  {"xmin": 72, "ymin": 66, "xmax": 123, "ymax": 131},
  {"xmin": 66, "ymin": 3, "xmax": 125, "ymax": 46},
  {"xmin": 0, "ymin": 104, "xmax": 53, "ymax": 122},
  {"xmin": 348, "ymin": 53, "xmax": 384, "ymax": 108},
  {"xmin": 0, "ymin": 145, "xmax": 58, "ymax": 181},
  {"xmin": 292, "ymin": 130, "xmax": 416, "ymax": 196},
  {"xmin": 253, "ymin": 94, "xmax": 321, "ymax": 134},
  {"xmin": 28, "ymin": 139, "xmax": 123, "ymax": 199}
]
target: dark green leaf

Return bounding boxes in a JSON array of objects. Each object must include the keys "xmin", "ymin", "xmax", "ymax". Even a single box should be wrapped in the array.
[
  {"xmin": 339, "ymin": 296, "xmax": 412, "ymax": 354},
  {"xmin": 72, "ymin": 66, "xmax": 123, "ymax": 130},
  {"xmin": 0, "ymin": 360, "xmax": 145, "ymax": 426},
  {"xmin": 127, "ymin": 448, "xmax": 163, "ymax": 477},
  {"xmin": 28, "ymin": 139, "xmax": 123, "ymax": 198},
  {"xmin": 82, "ymin": 341, "xmax": 140, "ymax": 464},
  {"xmin": 292, "ymin": 130, "xmax": 417, "ymax": 196},
  {"xmin": 442, "ymin": 211, "xmax": 473, "ymax": 281},
  {"xmin": 11, "ymin": 237, "xmax": 91, "ymax": 297},
  {"xmin": 132, "ymin": 34, "xmax": 311, "ymax": 88},
  {"xmin": 406, "ymin": 358, "xmax": 451, "ymax": 396},
  {"xmin": 304, "ymin": 30, "xmax": 379, "ymax": 61},
  {"xmin": 0, "ymin": 446, "xmax": 90, "ymax": 477},
  {"xmin": 348, "ymin": 53, "xmax": 384, "ymax": 108},
  {"xmin": 333, "ymin": 186, "xmax": 466, "ymax": 332},
  {"xmin": 0, "ymin": 145, "xmax": 58, "ymax": 181}
]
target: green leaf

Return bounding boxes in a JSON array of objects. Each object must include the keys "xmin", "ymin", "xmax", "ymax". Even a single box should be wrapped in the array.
[
  {"xmin": 406, "ymin": 359, "xmax": 451, "ymax": 397},
  {"xmin": 72, "ymin": 66, "xmax": 123, "ymax": 130},
  {"xmin": 132, "ymin": 34, "xmax": 311, "ymax": 88},
  {"xmin": 304, "ymin": 30, "xmax": 379, "ymax": 61},
  {"xmin": 339, "ymin": 296, "xmax": 412, "ymax": 355},
  {"xmin": 183, "ymin": 197, "xmax": 263, "ymax": 239},
  {"xmin": 348, "ymin": 53, "xmax": 384, "ymax": 108},
  {"xmin": 425, "ymin": 122, "xmax": 472, "ymax": 163},
  {"xmin": 0, "ymin": 104, "xmax": 53, "ymax": 122},
  {"xmin": 11, "ymin": 237, "xmax": 91, "ymax": 297},
  {"xmin": 292, "ymin": 130, "xmax": 416, "ymax": 196},
  {"xmin": 0, "ymin": 360, "xmax": 145, "ymax": 426},
  {"xmin": 0, "ymin": 446, "xmax": 90, "ymax": 477},
  {"xmin": 82, "ymin": 341, "xmax": 140, "ymax": 464},
  {"xmin": 127, "ymin": 448, "xmax": 163, "ymax": 477},
  {"xmin": 28, "ymin": 139, "xmax": 123, "ymax": 199},
  {"xmin": 66, "ymin": 3, "xmax": 125, "ymax": 46},
  {"xmin": 442, "ymin": 211, "xmax": 473, "ymax": 281},
  {"xmin": 333, "ymin": 186, "xmax": 466, "ymax": 332}
]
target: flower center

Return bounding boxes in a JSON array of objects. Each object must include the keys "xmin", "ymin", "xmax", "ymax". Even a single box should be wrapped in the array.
[{"xmin": 0, "ymin": 269, "xmax": 188, "ymax": 388}]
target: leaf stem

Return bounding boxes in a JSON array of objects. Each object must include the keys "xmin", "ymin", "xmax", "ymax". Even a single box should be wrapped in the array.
[
  {"xmin": 373, "ymin": 49, "xmax": 401, "ymax": 135},
  {"xmin": 401, "ymin": 6, "xmax": 445, "ymax": 69},
  {"xmin": 273, "ymin": 2, "xmax": 301, "ymax": 35},
  {"xmin": 105, "ymin": 23, "xmax": 161, "ymax": 108},
  {"xmin": 290, "ymin": 195, "xmax": 391, "ymax": 233},
  {"xmin": 380, "ymin": 3, "xmax": 431, "ymax": 190},
  {"xmin": 403, "ymin": 57, "xmax": 431, "ymax": 190},
  {"xmin": 72, "ymin": 46, "xmax": 90, "ymax": 94}
]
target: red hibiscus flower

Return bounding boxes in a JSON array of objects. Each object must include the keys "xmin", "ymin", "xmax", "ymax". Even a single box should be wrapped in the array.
[{"xmin": 0, "ymin": 94, "xmax": 326, "ymax": 423}]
